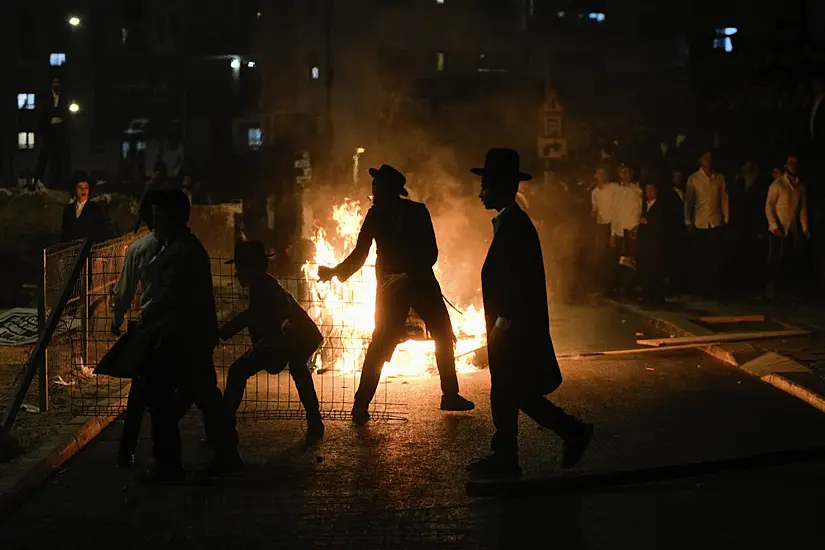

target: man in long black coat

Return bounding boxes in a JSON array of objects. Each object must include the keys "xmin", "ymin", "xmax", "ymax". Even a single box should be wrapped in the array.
[
  {"xmin": 318, "ymin": 164, "xmax": 474, "ymax": 423},
  {"xmin": 60, "ymin": 171, "xmax": 107, "ymax": 243},
  {"xmin": 468, "ymin": 149, "xmax": 593, "ymax": 477}
]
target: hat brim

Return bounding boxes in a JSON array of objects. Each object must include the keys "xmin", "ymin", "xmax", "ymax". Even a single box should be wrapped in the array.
[
  {"xmin": 369, "ymin": 167, "xmax": 409, "ymax": 196},
  {"xmin": 470, "ymin": 168, "xmax": 533, "ymax": 182},
  {"xmin": 224, "ymin": 253, "xmax": 277, "ymax": 265}
]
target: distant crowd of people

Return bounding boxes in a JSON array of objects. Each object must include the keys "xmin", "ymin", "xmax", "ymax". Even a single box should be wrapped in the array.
[{"xmin": 530, "ymin": 146, "xmax": 815, "ymax": 307}]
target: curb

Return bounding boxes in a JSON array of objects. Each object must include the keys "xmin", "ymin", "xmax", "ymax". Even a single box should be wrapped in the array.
[
  {"xmin": 608, "ymin": 299, "xmax": 825, "ymax": 416},
  {"xmin": 0, "ymin": 412, "xmax": 121, "ymax": 521},
  {"xmin": 0, "ymin": 386, "xmax": 128, "ymax": 521},
  {"xmin": 762, "ymin": 373, "xmax": 825, "ymax": 414},
  {"xmin": 605, "ymin": 298, "xmax": 751, "ymax": 367}
]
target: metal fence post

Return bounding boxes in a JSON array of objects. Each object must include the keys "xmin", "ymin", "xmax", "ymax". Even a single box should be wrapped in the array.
[
  {"xmin": 38, "ymin": 247, "xmax": 49, "ymax": 412},
  {"xmin": 81, "ymin": 255, "xmax": 89, "ymax": 369}
]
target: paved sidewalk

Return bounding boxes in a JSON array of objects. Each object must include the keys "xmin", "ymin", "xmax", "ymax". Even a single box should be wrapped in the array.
[{"xmin": 612, "ymin": 295, "xmax": 825, "ymax": 414}]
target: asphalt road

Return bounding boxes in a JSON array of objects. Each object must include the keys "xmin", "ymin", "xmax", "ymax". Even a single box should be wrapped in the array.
[{"xmin": 3, "ymin": 303, "xmax": 825, "ymax": 549}]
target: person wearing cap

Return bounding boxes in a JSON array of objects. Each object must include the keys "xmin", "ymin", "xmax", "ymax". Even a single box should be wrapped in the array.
[
  {"xmin": 137, "ymin": 189, "xmax": 242, "ymax": 483},
  {"xmin": 60, "ymin": 170, "xmax": 107, "ymax": 243},
  {"xmin": 219, "ymin": 241, "xmax": 325, "ymax": 442},
  {"xmin": 318, "ymin": 164, "xmax": 474, "ymax": 423},
  {"xmin": 468, "ymin": 148, "xmax": 593, "ymax": 477}
]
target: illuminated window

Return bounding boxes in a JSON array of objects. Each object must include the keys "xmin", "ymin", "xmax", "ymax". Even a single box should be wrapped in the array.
[
  {"xmin": 248, "ymin": 127, "xmax": 263, "ymax": 149},
  {"xmin": 557, "ymin": 11, "xmax": 565, "ymax": 18},
  {"xmin": 436, "ymin": 52, "xmax": 445, "ymax": 71},
  {"xmin": 311, "ymin": 66, "xmax": 320, "ymax": 80},
  {"xmin": 49, "ymin": 53, "xmax": 66, "ymax": 66},
  {"xmin": 18, "ymin": 132, "xmax": 35, "ymax": 150},
  {"xmin": 17, "ymin": 93, "xmax": 35, "ymax": 110},
  {"xmin": 714, "ymin": 28, "xmax": 737, "ymax": 52},
  {"xmin": 436, "ymin": 0, "xmax": 444, "ymax": 4},
  {"xmin": 589, "ymin": 13, "xmax": 606, "ymax": 22}
]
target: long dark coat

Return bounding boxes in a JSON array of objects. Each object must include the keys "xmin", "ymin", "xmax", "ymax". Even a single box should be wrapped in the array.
[
  {"xmin": 481, "ymin": 204, "xmax": 563, "ymax": 396},
  {"xmin": 60, "ymin": 200, "xmax": 107, "ymax": 242}
]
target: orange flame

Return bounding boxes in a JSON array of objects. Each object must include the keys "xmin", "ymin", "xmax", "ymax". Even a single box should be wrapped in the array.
[{"xmin": 301, "ymin": 199, "xmax": 486, "ymax": 377}]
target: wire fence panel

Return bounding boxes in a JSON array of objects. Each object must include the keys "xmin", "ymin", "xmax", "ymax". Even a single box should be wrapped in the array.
[
  {"xmin": 47, "ymin": 237, "xmax": 407, "ymax": 422},
  {"xmin": 43, "ymin": 235, "xmax": 144, "ymax": 416}
]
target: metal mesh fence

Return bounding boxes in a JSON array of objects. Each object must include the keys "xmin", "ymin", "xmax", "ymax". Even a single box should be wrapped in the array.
[
  {"xmin": 45, "ymin": 235, "xmax": 407, "ymax": 422},
  {"xmin": 44, "ymin": 234, "xmax": 143, "ymax": 415}
]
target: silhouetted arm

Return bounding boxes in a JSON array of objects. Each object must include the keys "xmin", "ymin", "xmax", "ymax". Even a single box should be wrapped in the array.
[
  {"xmin": 418, "ymin": 206, "xmax": 439, "ymax": 268},
  {"xmin": 333, "ymin": 210, "xmax": 375, "ymax": 282},
  {"xmin": 112, "ymin": 244, "xmax": 141, "ymax": 328},
  {"xmin": 218, "ymin": 310, "xmax": 249, "ymax": 341}
]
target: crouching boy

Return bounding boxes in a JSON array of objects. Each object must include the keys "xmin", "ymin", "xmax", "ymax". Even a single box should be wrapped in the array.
[{"xmin": 220, "ymin": 241, "xmax": 325, "ymax": 442}]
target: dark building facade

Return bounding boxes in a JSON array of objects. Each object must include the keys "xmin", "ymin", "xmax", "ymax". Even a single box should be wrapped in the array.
[{"xmin": 1, "ymin": 0, "xmax": 262, "ymax": 188}]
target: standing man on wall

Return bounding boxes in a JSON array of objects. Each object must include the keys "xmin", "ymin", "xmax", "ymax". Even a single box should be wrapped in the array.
[
  {"xmin": 468, "ymin": 148, "xmax": 593, "ymax": 477},
  {"xmin": 36, "ymin": 77, "xmax": 70, "ymax": 190},
  {"xmin": 317, "ymin": 164, "xmax": 474, "ymax": 423}
]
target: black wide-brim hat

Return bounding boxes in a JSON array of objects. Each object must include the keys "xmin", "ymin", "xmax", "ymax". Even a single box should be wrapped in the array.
[
  {"xmin": 225, "ymin": 240, "xmax": 276, "ymax": 266},
  {"xmin": 471, "ymin": 148, "xmax": 532, "ymax": 182},
  {"xmin": 368, "ymin": 164, "xmax": 409, "ymax": 196}
]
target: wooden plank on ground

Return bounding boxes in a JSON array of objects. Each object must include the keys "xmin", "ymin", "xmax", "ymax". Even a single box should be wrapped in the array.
[
  {"xmin": 697, "ymin": 315, "xmax": 765, "ymax": 324},
  {"xmin": 637, "ymin": 329, "xmax": 814, "ymax": 348}
]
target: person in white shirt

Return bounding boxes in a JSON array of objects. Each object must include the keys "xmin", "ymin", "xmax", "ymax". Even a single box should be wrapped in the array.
[
  {"xmin": 590, "ymin": 166, "xmax": 618, "ymax": 293},
  {"xmin": 765, "ymin": 154, "xmax": 809, "ymax": 299},
  {"xmin": 110, "ymin": 190, "xmax": 190, "ymax": 468},
  {"xmin": 610, "ymin": 163, "xmax": 643, "ymax": 295},
  {"xmin": 684, "ymin": 148, "xmax": 729, "ymax": 296}
]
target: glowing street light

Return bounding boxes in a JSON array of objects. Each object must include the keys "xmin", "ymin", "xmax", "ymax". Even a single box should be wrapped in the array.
[
  {"xmin": 247, "ymin": 61, "xmax": 256, "ymax": 68},
  {"xmin": 353, "ymin": 147, "xmax": 366, "ymax": 186},
  {"xmin": 230, "ymin": 58, "xmax": 241, "ymax": 69},
  {"xmin": 68, "ymin": 16, "xmax": 81, "ymax": 27},
  {"xmin": 69, "ymin": 102, "xmax": 80, "ymax": 114}
]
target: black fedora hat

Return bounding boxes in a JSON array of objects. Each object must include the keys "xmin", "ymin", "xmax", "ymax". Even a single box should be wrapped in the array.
[
  {"xmin": 470, "ymin": 148, "xmax": 532, "ymax": 182},
  {"xmin": 225, "ymin": 240, "xmax": 275, "ymax": 267},
  {"xmin": 368, "ymin": 164, "xmax": 409, "ymax": 196}
]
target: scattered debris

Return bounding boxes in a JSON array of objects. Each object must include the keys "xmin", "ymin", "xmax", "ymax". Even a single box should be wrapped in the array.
[
  {"xmin": 21, "ymin": 404, "xmax": 40, "ymax": 413},
  {"xmin": 698, "ymin": 315, "xmax": 765, "ymax": 324},
  {"xmin": 636, "ymin": 329, "xmax": 815, "ymax": 347},
  {"xmin": 52, "ymin": 375, "xmax": 73, "ymax": 386}
]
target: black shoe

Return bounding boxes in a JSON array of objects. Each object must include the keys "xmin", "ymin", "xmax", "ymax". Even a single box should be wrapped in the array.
[
  {"xmin": 351, "ymin": 404, "xmax": 370, "ymax": 425},
  {"xmin": 440, "ymin": 394, "xmax": 475, "ymax": 412},
  {"xmin": 196, "ymin": 455, "xmax": 244, "ymax": 481},
  {"xmin": 307, "ymin": 419, "xmax": 325, "ymax": 444},
  {"xmin": 467, "ymin": 454, "xmax": 522, "ymax": 477},
  {"xmin": 561, "ymin": 422, "xmax": 594, "ymax": 469},
  {"xmin": 135, "ymin": 466, "xmax": 186, "ymax": 485},
  {"xmin": 117, "ymin": 450, "xmax": 135, "ymax": 469}
]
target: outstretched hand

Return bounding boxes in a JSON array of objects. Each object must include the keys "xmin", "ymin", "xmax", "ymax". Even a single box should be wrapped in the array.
[{"xmin": 317, "ymin": 266, "xmax": 336, "ymax": 282}]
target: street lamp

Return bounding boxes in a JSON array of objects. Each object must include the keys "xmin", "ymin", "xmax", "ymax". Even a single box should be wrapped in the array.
[
  {"xmin": 68, "ymin": 16, "xmax": 81, "ymax": 27},
  {"xmin": 230, "ymin": 58, "xmax": 241, "ymax": 69},
  {"xmin": 69, "ymin": 102, "xmax": 80, "ymax": 114},
  {"xmin": 353, "ymin": 147, "xmax": 366, "ymax": 186}
]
